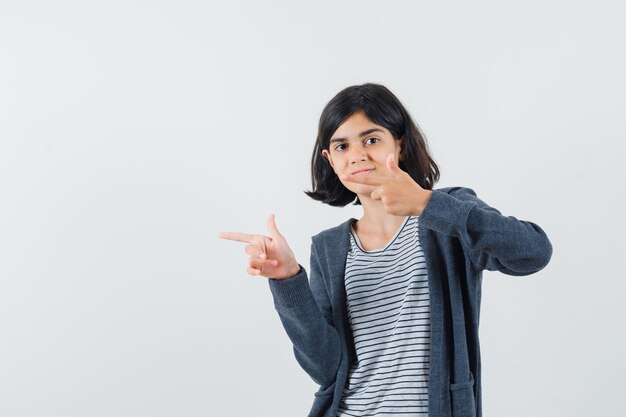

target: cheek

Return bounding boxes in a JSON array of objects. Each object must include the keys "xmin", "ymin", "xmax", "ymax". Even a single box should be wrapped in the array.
[{"xmin": 329, "ymin": 158, "xmax": 345, "ymax": 173}]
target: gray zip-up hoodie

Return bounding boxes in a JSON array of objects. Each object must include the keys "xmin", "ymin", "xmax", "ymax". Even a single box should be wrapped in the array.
[{"xmin": 268, "ymin": 186, "xmax": 553, "ymax": 417}]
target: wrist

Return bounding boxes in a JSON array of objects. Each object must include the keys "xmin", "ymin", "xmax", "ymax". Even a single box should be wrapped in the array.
[
  {"xmin": 288, "ymin": 263, "xmax": 302, "ymax": 278},
  {"xmin": 416, "ymin": 190, "xmax": 433, "ymax": 216},
  {"xmin": 277, "ymin": 263, "xmax": 301, "ymax": 280}
]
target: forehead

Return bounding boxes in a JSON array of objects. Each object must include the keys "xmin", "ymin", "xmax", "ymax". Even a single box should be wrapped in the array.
[{"xmin": 330, "ymin": 112, "xmax": 389, "ymax": 141}]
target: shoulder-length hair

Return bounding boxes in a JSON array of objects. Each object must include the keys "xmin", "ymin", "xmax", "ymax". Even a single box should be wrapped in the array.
[{"xmin": 304, "ymin": 83, "xmax": 440, "ymax": 206}]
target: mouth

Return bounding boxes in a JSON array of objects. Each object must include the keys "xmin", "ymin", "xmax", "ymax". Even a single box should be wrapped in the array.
[{"xmin": 352, "ymin": 169, "xmax": 374, "ymax": 176}]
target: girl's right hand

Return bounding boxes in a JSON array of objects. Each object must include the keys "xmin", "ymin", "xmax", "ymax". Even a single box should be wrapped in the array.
[{"xmin": 217, "ymin": 214, "xmax": 301, "ymax": 280}]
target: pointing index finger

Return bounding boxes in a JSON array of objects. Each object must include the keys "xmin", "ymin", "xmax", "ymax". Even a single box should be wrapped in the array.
[
  {"xmin": 340, "ymin": 172, "xmax": 384, "ymax": 186},
  {"xmin": 217, "ymin": 231, "xmax": 256, "ymax": 243}
]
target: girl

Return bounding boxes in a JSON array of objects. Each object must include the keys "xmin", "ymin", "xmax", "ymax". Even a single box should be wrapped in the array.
[{"xmin": 218, "ymin": 83, "xmax": 553, "ymax": 417}]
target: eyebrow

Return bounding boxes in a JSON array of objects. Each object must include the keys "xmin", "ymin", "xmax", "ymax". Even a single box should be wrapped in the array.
[{"xmin": 329, "ymin": 128, "xmax": 385, "ymax": 144}]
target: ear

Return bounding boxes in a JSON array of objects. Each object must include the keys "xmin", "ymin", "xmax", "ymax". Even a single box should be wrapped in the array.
[
  {"xmin": 398, "ymin": 136, "xmax": 406, "ymax": 161},
  {"xmin": 321, "ymin": 149, "xmax": 334, "ymax": 168}
]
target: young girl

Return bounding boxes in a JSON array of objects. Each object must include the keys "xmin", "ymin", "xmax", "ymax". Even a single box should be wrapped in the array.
[{"xmin": 218, "ymin": 83, "xmax": 553, "ymax": 417}]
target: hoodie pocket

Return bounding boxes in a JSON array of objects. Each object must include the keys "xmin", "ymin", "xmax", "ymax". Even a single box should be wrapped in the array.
[{"xmin": 449, "ymin": 373, "xmax": 476, "ymax": 417}]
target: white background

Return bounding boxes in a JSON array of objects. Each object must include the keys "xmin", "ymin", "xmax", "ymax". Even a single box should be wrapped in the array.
[{"xmin": 1, "ymin": 1, "xmax": 624, "ymax": 416}]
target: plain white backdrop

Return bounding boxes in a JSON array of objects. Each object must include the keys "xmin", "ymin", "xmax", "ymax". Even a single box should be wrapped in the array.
[{"xmin": 1, "ymin": 1, "xmax": 625, "ymax": 416}]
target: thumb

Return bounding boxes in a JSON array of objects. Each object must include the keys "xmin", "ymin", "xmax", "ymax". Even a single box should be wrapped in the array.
[
  {"xmin": 267, "ymin": 213, "xmax": 283, "ymax": 239},
  {"xmin": 387, "ymin": 153, "xmax": 401, "ymax": 175}
]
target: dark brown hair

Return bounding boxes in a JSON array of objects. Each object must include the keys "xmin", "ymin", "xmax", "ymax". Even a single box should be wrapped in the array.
[{"xmin": 304, "ymin": 83, "xmax": 440, "ymax": 206}]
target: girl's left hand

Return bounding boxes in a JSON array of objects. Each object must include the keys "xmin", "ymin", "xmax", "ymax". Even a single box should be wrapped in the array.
[{"xmin": 341, "ymin": 153, "xmax": 433, "ymax": 216}]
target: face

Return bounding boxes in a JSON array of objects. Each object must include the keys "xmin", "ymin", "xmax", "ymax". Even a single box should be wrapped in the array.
[{"xmin": 321, "ymin": 111, "xmax": 403, "ymax": 197}]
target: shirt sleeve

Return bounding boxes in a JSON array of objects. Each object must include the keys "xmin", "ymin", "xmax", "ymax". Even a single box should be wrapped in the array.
[
  {"xmin": 418, "ymin": 186, "xmax": 553, "ymax": 276},
  {"xmin": 267, "ymin": 240, "xmax": 342, "ymax": 388}
]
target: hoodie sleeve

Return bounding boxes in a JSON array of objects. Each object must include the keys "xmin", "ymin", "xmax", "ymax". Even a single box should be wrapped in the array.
[
  {"xmin": 267, "ymin": 240, "xmax": 341, "ymax": 388},
  {"xmin": 418, "ymin": 186, "xmax": 553, "ymax": 276}
]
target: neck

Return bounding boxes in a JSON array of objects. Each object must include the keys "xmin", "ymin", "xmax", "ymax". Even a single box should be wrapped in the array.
[{"xmin": 356, "ymin": 195, "xmax": 408, "ymax": 235}]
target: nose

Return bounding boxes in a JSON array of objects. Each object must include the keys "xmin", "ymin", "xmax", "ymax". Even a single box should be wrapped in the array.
[{"xmin": 348, "ymin": 145, "xmax": 367, "ymax": 164}]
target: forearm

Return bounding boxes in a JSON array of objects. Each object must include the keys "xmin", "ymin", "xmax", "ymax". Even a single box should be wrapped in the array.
[
  {"xmin": 419, "ymin": 188, "xmax": 553, "ymax": 275},
  {"xmin": 268, "ymin": 267, "xmax": 341, "ymax": 386}
]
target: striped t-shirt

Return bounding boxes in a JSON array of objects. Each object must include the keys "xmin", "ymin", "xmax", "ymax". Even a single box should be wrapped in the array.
[{"xmin": 337, "ymin": 215, "xmax": 431, "ymax": 417}]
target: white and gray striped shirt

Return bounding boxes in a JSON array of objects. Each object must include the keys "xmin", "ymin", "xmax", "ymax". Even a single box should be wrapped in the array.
[{"xmin": 337, "ymin": 215, "xmax": 430, "ymax": 417}]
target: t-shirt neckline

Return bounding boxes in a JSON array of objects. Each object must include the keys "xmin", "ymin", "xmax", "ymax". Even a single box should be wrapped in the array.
[{"xmin": 350, "ymin": 216, "xmax": 411, "ymax": 253}]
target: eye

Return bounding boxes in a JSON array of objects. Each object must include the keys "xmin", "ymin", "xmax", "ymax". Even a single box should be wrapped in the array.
[{"xmin": 334, "ymin": 137, "xmax": 379, "ymax": 152}]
